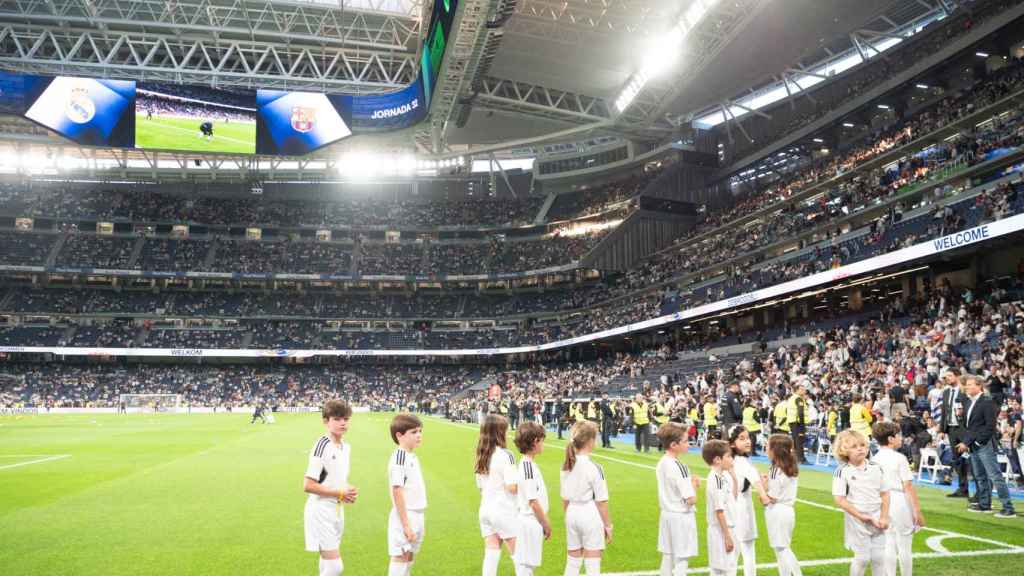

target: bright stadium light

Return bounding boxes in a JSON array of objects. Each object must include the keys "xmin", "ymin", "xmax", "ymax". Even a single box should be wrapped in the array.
[
  {"xmin": 615, "ymin": 0, "xmax": 718, "ymax": 114},
  {"xmin": 843, "ymin": 122, "xmax": 855, "ymax": 127},
  {"xmin": 976, "ymin": 51, "xmax": 990, "ymax": 58}
]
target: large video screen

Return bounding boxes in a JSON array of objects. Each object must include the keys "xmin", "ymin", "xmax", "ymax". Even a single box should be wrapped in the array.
[
  {"xmin": 256, "ymin": 90, "xmax": 352, "ymax": 156},
  {"xmin": 23, "ymin": 76, "xmax": 135, "ymax": 147},
  {"xmin": 135, "ymin": 82, "xmax": 256, "ymax": 154}
]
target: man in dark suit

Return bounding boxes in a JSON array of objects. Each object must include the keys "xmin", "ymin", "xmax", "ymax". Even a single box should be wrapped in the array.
[
  {"xmin": 599, "ymin": 392, "xmax": 616, "ymax": 449},
  {"xmin": 721, "ymin": 381, "xmax": 743, "ymax": 428},
  {"xmin": 956, "ymin": 374, "xmax": 1016, "ymax": 517},
  {"xmin": 938, "ymin": 370, "xmax": 971, "ymax": 498}
]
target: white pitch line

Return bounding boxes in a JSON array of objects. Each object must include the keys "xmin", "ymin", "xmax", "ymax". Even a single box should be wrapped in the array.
[
  {"xmin": 603, "ymin": 547, "xmax": 1024, "ymax": 575},
  {"xmin": 432, "ymin": 418, "xmax": 1019, "ymax": 550},
  {"xmin": 0, "ymin": 454, "xmax": 70, "ymax": 470},
  {"xmin": 926, "ymin": 534, "xmax": 952, "ymax": 554}
]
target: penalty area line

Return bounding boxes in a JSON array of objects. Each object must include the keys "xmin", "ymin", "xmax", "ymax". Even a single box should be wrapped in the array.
[{"xmin": 0, "ymin": 454, "xmax": 71, "ymax": 470}]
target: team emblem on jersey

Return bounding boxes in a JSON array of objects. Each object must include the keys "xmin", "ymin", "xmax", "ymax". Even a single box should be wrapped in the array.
[
  {"xmin": 66, "ymin": 87, "xmax": 96, "ymax": 124},
  {"xmin": 290, "ymin": 106, "xmax": 316, "ymax": 133}
]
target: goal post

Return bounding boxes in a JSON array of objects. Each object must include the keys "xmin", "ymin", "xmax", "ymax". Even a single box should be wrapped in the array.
[{"xmin": 119, "ymin": 394, "xmax": 182, "ymax": 413}]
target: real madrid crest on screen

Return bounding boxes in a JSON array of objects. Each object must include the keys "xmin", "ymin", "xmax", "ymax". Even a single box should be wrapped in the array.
[
  {"xmin": 65, "ymin": 85, "xmax": 96, "ymax": 124},
  {"xmin": 291, "ymin": 106, "xmax": 316, "ymax": 133}
]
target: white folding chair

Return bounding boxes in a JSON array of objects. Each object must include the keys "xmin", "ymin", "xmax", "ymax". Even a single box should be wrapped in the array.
[
  {"xmin": 815, "ymin": 430, "xmax": 834, "ymax": 467},
  {"xmin": 917, "ymin": 447, "xmax": 949, "ymax": 484},
  {"xmin": 996, "ymin": 453, "xmax": 1013, "ymax": 485}
]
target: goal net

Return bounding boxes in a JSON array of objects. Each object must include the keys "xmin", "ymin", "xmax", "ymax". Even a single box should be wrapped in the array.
[{"xmin": 119, "ymin": 394, "xmax": 182, "ymax": 413}]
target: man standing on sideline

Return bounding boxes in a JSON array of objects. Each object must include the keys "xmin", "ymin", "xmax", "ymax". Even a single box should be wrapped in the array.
[
  {"xmin": 720, "ymin": 381, "xmax": 743, "ymax": 429},
  {"xmin": 599, "ymin": 392, "xmax": 615, "ymax": 449},
  {"xmin": 787, "ymin": 384, "xmax": 810, "ymax": 464},
  {"xmin": 631, "ymin": 393, "xmax": 651, "ymax": 452},
  {"xmin": 939, "ymin": 369, "xmax": 971, "ymax": 498},
  {"xmin": 957, "ymin": 374, "xmax": 1016, "ymax": 517}
]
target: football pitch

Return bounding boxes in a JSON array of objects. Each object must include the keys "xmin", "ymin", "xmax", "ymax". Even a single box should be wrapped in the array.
[
  {"xmin": 1, "ymin": 413, "xmax": 1021, "ymax": 576},
  {"xmin": 135, "ymin": 115, "xmax": 256, "ymax": 154}
]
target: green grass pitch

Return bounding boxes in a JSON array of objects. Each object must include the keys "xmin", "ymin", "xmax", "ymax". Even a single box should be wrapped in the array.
[
  {"xmin": 1, "ymin": 412, "xmax": 1021, "ymax": 575},
  {"xmin": 135, "ymin": 115, "xmax": 256, "ymax": 154}
]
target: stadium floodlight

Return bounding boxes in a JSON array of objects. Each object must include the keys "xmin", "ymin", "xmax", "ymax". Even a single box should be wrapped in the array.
[
  {"xmin": 615, "ymin": 0, "xmax": 717, "ymax": 114},
  {"xmin": 397, "ymin": 154, "xmax": 417, "ymax": 175},
  {"xmin": 877, "ymin": 104, "xmax": 890, "ymax": 110},
  {"xmin": 915, "ymin": 83, "xmax": 929, "ymax": 89},
  {"xmin": 812, "ymin": 138, "xmax": 823, "ymax": 143},
  {"xmin": 842, "ymin": 122, "xmax": 855, "ymax": 127},
  {"xmin": 976, "ymin": 51, "xmax": 990, "ymax": 58}
]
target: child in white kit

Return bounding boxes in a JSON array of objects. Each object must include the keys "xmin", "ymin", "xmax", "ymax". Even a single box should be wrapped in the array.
[
  {"xmin": 655, "ymin": 423, "xmax": 700, "ymax": 576},
  {"xmin": 387, "ymin": 413, "xmax": 427, "ymax": 576},
  {"xmin": 832, "ymin": 429, "xmax": 890, "ymax": 576},
  {"xmin": 560, "ymin": 420, "xmax": 612, "ymax": 576},
  {"xmin": 475, "ymin": 414, "xmax": 520, "ymax": 576},
  {"xmin": 703, "ymin": 439, "xmax": 739, "ymax": 576},
  {"xmin": 513, "ymin": 421, "xmax": 552, "ymax": 576},
  {"xmin": 871, "ymin": 422, "xmax": 924, "ymax": 576},
  {"xmin": 763, "ymin": 434, "xmax": 802, "ymax": 576},
  {"xmin": 302, "ymin": 400, "xmax": 358, "ymax": 576},
  {"xmin": 726, "ymin": 425, "xmax": 771, "ymax": 576}
]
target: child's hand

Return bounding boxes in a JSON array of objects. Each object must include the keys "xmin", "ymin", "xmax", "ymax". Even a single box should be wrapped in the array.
[
  {"xmin": 341, "ymin": 485, "xmax": 358, "ymax": 503},
  {"xmin": 760, "ymin": 473, "xmax": 769, "ymax": 485},
  {"xmin": 542, "ymin": 522, "xmax": 552, "ymax": 540},
  {"xmin": 603, "ymin": 524, "xmax": 613, "ymax": 543},
  {"xmin": 403, "ymin": 525, "xmax": 418, "ymax": 543},
  {"xmin": 914, "ymin": 512, "xmax": 926, "ymax": 528},
  {"xmin": 724, "ymin": 534, "xmax": 734, "ymax": 553},
  {"xmin": 691, "ymin": 476, "xmax": 700, "ymax": 491},
  {"xmin": 877, "ymin": 517, "xmax": 890, "ymax": 531}
]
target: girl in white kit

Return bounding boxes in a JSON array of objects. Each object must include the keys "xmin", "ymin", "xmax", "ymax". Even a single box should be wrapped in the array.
[
  {"xmin": 561, "ymin": 420, "xmax": 612, "ymax": 576},
  {"xmin": 513, "ymin": 421, "xmax": 552, "ymax": 576},
  {"xmin": 475, "ymin": 414, "xmax": 520, "ymax": 576},
  {"xmin": 763, "ymin": 434, "xmax": 802, "ymax": 576},
  {"xmin": 727, "ymin": 425, "xmax": 770, "ymax": 576},
  {"xmin": 871, "ymin": 422, "xmax": 924, "ymax": 576}
]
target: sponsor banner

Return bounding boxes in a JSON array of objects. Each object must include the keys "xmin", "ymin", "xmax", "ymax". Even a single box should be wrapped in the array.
[{"xmin": 5, "ymin": 214, "xmax": 1022, "ymax": 358}]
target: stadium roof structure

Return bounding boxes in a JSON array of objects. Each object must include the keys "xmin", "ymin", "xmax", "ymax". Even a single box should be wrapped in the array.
[{"xmin": 0, "ymin": 0, "xmax": 968, "ymax": 162}]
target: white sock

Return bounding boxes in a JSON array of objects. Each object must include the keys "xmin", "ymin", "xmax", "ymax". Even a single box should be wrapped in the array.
[
  {"xmin": 584, "ymin": 557, "xmax": 601, "ymax": 576},
  {"xmin": 897, "ymin": 533, "xmax": 913, "ymax": 576},
  {"xmin": 775, "ymin": 548, "xmax": 801, "ymax": 576},
  {"xmin": 514, "ymin": 564, "xmax": 534, "ymax": 576},
  {"xmin": 318, "ymin": 557, "xmax": 342, "ymax": 576},
  {"xmin": 660, "ymin": 555, "xmax": 673, "ymax": 576},
  {"xmin": 740, "ymin": 540, "xmax": 756, "ymax": 576},
  {"xmin": 404, "ymin": 561, "xmax": 414, "ymax": 576},
  {"xmin": 673, "ymin": 558, "xmax": 689, "ymax": 576},
  {"xmin": 483, "ymin": 548, "xmax": 501, "ymax": 576},
  {"xmin": 564, "ymin": 556, "xmax": 583, "ymax": 576},
  {"xmin": 850, "ymin": 555, "xmax": 869, "ymax": 576},
  {"xmin": 388, "ymin": 560, "xmax": 407, "ymax": 576}
]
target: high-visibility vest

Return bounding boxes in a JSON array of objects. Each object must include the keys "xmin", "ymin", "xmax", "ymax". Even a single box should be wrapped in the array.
[
  {"xmin": 742, "ymin": 406, "xmax": 761, "ymax": 432},
  {"xmin": 850, "ymin": 403, "xmax": 872, "ymax": 436},
  {"xmin": 827, "ymin": 410, "xmax": 838, "ymax": 436},
  {"xmin": 774, "ymin": 401, "xmax": 790, "ymax": 432},
  {"xmin": 786, "ymin": 395, "xmax": 810, "ymax": 426},
  {"xmin": 703, "ymin": 402, "xmax": 718, "ymax": 426},
  {"xmin": 653, "ymin": 402, "xmax": 669, "ymax": 425},
  {"xmin": 631, "ymin": 401, "xmax": 650, "ymax": 425},
  {"xmin": 587, "ymin": 402, "xmax": 597, "ymax": 420}
]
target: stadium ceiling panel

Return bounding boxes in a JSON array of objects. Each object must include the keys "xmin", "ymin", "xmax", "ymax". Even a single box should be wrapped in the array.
[{"xmin": 0, "ymin": 0, "xmax": 421, "ymax": 91}]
